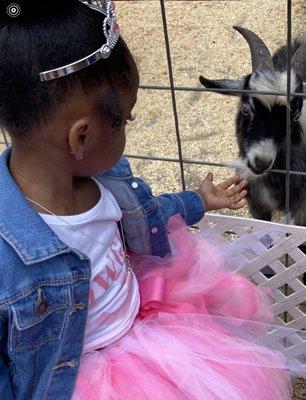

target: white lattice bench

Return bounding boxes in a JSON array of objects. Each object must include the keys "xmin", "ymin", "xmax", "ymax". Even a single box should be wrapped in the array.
[{"xmin": 198, "ymin": 213, "xmax": 306, "ymax": 376}]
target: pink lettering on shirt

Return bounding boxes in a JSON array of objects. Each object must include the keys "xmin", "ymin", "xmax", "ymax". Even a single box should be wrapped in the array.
[
  {"xmin": 91, "ymin": 235, "xmax": 127, "ymax": 304},
  {"xmin": 94, "ymin": 275, "xmax": 109, "ymax": 290}
]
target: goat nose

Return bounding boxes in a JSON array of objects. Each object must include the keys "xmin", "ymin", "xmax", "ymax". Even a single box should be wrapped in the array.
[{"xmin": 254, "ymin": 157, "xmax": 272, "ymax": 173}]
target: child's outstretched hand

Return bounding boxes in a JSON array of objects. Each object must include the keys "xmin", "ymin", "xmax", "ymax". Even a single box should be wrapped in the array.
[{"xmin": 197, "ymin": 172, "xmax": 248, "ymax": 211}]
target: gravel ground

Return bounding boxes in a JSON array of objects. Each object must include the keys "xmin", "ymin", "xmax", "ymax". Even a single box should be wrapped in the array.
[
  {"xmin": 114, "ymin": 1, "xmax": 306, "ymax": 398},
  {"xmin": 116, "ymin": 0, "xmax": 305, "ymax": 219}
]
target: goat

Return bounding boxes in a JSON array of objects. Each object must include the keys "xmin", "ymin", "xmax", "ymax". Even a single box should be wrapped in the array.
[{"xmin": 200, "ymin": 26, "xmax": 306, "ymax": 225}]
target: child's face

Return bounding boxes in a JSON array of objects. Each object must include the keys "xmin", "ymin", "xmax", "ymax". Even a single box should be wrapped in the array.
[{"xmin": 68, "ymin": 82, "xmax": 138, "ymax": 177}]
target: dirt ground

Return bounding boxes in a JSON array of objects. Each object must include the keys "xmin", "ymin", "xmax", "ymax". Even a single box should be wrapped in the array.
[
  {"xmin": 114, "ymin": 1, "xmax": 306, "ymax": 398},
  {"xmin": 116, "ymin": 0, "xmax": 305, "ymax": 219}
]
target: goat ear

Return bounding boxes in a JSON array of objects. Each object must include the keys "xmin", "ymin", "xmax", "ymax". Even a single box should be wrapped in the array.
[{"xmin": 199, "ymin": 75, "xmax": 247, "ymax": 96}]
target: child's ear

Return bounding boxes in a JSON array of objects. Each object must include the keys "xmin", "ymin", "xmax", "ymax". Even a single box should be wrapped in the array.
[{"xmin": 68, "ymin": 118, "xmax": 90, "ymax": 161}]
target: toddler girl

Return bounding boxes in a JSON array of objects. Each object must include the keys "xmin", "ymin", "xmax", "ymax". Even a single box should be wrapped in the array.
[{"xmin": 0, "ymin": 1, "xmax": 303, "ymax": 399}]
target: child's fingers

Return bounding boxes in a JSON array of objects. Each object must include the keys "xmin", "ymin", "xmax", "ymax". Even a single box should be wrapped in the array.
[
  {"xmin": 230, "ymin": 199, "xmax": 248, "ymax": 209},
  {"xmin": 226, "ymin": 179, "xmax": 248, "ymax": 197},
  {"xmin": 205, "ymin": 172, "xmax": 214, "ymax": 182},
  {"xmin": 219, "ymin": 175, "xmax": 240, "ymax": 190},
  {"xmin": 231, "ymin": 190, "xmax": 248, "ymax": 203}
]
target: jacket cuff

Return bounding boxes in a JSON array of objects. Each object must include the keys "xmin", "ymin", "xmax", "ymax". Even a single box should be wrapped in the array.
[{"xmin": 174, "ymin": 190, "xmax": 205, "ymax": 226}]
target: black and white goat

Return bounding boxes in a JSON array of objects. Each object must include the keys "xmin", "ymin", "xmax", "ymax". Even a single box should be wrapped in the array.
[{"xmin": 200, "ymin": 26, "xmax": 306, "ymax": 224}]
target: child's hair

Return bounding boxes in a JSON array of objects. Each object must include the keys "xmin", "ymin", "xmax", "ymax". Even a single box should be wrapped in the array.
[{"xmin": 0, "ymin": 0, "xmax": 137, "ymax": 138}]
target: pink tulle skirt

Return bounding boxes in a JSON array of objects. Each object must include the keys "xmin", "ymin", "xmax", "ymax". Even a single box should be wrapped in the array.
[{"xmin": 72, "ymin": 216, "xmax": 301, "ymax": 400}]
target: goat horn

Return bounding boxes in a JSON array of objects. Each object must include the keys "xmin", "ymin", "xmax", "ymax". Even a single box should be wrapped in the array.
[
  {"xmin": 233, "ymin": 26, "xmax": 274, "ymax": 73},
  {"xmin": 292, "ymin": 42, "xmax": 306, "ymax": 81}
]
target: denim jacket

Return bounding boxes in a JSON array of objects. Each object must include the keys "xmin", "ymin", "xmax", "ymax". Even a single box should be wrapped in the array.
[{"xmin": 0, "ymin": 148, "xmax": 205, "ymax": 400}]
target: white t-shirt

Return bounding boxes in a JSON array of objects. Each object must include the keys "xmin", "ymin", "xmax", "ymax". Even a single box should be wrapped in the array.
[{"xmin": 39, "ymin": 179, "xmax": 140, "ymax": 353}]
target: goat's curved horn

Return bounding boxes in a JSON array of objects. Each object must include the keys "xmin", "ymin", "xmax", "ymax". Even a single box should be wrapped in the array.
[
  {"xmin": 199, "ymin": 76, "xmax": 246, "ymax": 96},
  {"xmin": 292, "ymin": 42, "xmax": 306, "ymax": 81},
  {"xmin": 233, "ymin": 26, "xmax": 274, "ymax": 73}
]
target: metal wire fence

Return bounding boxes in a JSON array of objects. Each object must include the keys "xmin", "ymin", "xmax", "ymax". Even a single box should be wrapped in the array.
[
  {"xmin": 1, "ymin": 0, "xmax": 305, "ymax": 224},
  {"xmin": 122, "ymin": 0, "xmax": 306, "ymax": 225}
]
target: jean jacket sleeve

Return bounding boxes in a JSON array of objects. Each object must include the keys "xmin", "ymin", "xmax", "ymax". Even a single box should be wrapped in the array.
[
  {"xmin": 156, "ymin": 191, "xmax": 205, "ymax": 227},
  {"xmin": 0, "ymin": 313, "xmax": 14, "ymax": 399},
  {"xmin": 97, "ymin": 156, "xmax": 206, "ymax": 257},
  {"xmin": 100, "ymin": 155, "xmax": 205, "ymax": 226}
]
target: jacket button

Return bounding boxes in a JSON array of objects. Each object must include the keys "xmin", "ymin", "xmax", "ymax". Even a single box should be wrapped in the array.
[
  {"xmin": 37, "ymin": 300, "xmax": 47, "ymax": 315},
  {"xmin": 151, "ymin": 227, "xmax": 158, "ymax": 234},
  {"xmin": 131, "ymin": 182, "xmax": 138, "ymax": 189}
]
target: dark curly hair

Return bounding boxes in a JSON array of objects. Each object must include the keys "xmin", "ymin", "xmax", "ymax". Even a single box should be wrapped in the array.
[{"xmin": 0, "ymin": 0, "xmax": 137, "ymax": 137}]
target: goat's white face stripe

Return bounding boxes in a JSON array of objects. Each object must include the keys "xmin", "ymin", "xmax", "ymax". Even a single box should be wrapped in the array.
[
  {"xmin": 247, "ymin": 139, "xmax": 277, "ymax": 167},
  {"xmin": 227, "ymin": 139, "xmax": 277, "ymax": 181},
  {"xmin": 249, "ymin": 71, "xmax": 299, "ymax": 109}
]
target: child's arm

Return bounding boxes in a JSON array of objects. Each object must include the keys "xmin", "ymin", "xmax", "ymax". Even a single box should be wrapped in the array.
[
  {"xmin": 0, "ymin": 313, "xmax": 14, "ymax": 399},
  {"xmin": 100, "ymin": 156, "xmax": 204, "ymax": 225},
  {"xmin": 157, "ymin": 172, "xmax": 247, "ymax": 226},
  {"xmin": 98, "ymin": 156, "xmax": 247, "ymax": 257},
  {"xmin": 155, "ymin": 190, "xmax": 205, "ymax": 227}
]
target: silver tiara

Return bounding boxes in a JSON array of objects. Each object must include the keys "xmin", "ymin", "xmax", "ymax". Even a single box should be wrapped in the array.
[{"xmin": 39, "ymin": 0, "xmax": 120, "ymax": 82}]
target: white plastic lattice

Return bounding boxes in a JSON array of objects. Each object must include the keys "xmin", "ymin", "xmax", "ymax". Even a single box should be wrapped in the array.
[{"xmin": 198, "ymin": 213, "xmax": 306, "ymax": 375}]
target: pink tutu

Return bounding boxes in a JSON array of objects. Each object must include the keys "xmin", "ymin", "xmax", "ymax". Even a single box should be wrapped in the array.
[{"xmin": 72, "ymin": 216, "xmax": 302, "ymax": 400}]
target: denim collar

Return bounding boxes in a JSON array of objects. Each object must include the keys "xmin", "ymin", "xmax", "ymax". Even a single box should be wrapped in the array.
[{"xmin": 0, "ymin": 148, "xmax": 72, "ymax": 265}]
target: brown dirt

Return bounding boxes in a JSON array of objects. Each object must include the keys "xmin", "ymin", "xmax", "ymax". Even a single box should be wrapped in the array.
[{"xmin": 116, "ymin": 0, "xmax": 305, "ymax": 223}]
